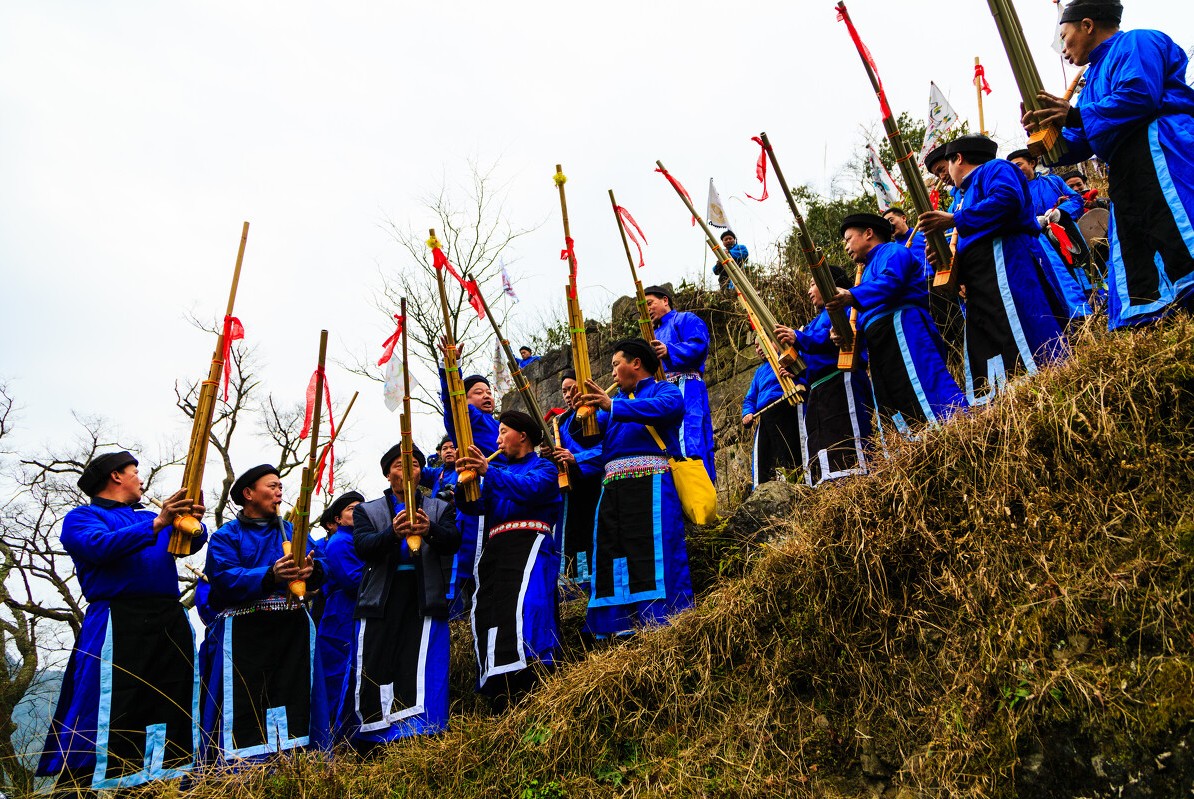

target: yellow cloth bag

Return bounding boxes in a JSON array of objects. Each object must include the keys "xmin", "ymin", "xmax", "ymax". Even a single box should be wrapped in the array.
[{"xmin": 645, "ymin": 425, "xmax": 717, "ymax": 526}]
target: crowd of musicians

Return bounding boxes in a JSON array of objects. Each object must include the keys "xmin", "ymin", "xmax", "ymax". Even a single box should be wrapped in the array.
[{"xmin": 33, "ymin": 1, "xmax": 1194, "ymax": 793}]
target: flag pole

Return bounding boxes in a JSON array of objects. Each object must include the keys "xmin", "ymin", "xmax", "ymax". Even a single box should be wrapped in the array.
[{"xmin": 974, "ymin": 57, "xmax": 987, "ymax": 135}]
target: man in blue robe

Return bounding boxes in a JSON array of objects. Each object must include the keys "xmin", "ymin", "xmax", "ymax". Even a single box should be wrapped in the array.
[
  {"xmin": 1026, "ymin": 0, "xmax": 1194, "ymax": 329},
  {"xmin": 740, "ymin": 345, "xmax": 802, "ymax": 490},
  {"xmin": 644, "ymin": 285, "xmax": 716, "ymax": 483},
  {"xmin": 338, "ymin": 444, "xmax": 459, "ymax": 747},
  {"xmin": 419, "ymin": 435, "xmax": 459, "ymax": 503},
  {"xmin": 571, "ymin": 339, "xmax": 693, "ymax": 639},
  {"xmin": 314, "ymin": 490, "xmax": 363, "ymax": 730},
  {"xmin": 39, "ymin": 452, "xmax": 206, "ymax": 794},
  {"xmin": 455, "ymin": 411, "xmax": 561, "ymax": 706},
  {"xmin": 885, "ymin": 205, "xmax": 965, "ymax": 355},
  {"xmin": 778, "ymin": 270, "xmax": 873, "ymax": 486},
  {"xmin": 1008, "ymin": 148, "xmax": 1094, "ymax": 319},
  {"xmin": 516, "ymin": 347, "xmax": 541, "ymax": 370},
  {"xmin": 439, "ymin": 369, "xmax": 499, "ymax": 618},
  {"xmin": 549, "ymin": 369, "xmax": 604, "ymax": 595},
  {"xmin": 920, "ymin": 136, "xmax": 1069, "ymax": 404},
  {"xmin": 200, "ymin": 464, "xmax": 329, "ymax": 763},
  {"xmin": 826, "ymin": 214, "xmax": 967, "ymax": 438}
]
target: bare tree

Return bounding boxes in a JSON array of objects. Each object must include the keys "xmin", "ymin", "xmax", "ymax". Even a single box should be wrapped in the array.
[{"xmin": 345, "ymin": 161, "xmax": 537, "ymax": 412}]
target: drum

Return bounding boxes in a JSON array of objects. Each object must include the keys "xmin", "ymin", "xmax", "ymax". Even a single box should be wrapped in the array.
[{"xmin": 1078, "ymin": 207, "xmax": 1110, "ymax": 283}]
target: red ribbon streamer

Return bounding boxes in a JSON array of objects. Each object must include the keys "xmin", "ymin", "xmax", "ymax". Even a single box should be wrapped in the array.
[
  {"xmin": 615, "ymin": 205, "xmax": 649, "ymax": 268},
  {"xmin": 654, "ymin": 167, "xmax": 697, "ymax": 226},
  {"xmin": 973, "ymin": 63, "xmax": 993, "ymax": 95},
  {"xmin": 220, "ymin": 315, "xmax": 244, "ymax": 402},
  {"xmin": 930, "ymin": 188, "xmax": 940, "ymax": 210},
  {"xmin": 837, "ymin": 5, "xmax": 894, "ymax": 120},
  {"xmin": 315, "ymin": 439, "xmax": 335, "ymax": 496},
  {"xmin": 1048, "ymin": 222, "xmax": 1076, "ymax": 265},
  {"xmin": 746, "ymin": 136, "xmax": 769, "ymax": 202},
  {"xmin": 432, "ymin": 244, "xmax": 485, "ymax": 319},
  {"xmin": 377, "ymin": 314, "xmax": 405, "ymax": 366},
  {"xmin": 300, "ymin": 370, "xmax": 336, "ymax": 495},
  {"xmin": 559, "ymin": 236, "xmax": 579, "ymax": 280}
]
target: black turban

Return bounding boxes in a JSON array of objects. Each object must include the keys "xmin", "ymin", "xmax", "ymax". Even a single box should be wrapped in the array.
[
  {"xmin": 499, "ymin": 410, "xmax": 542, "ymax": 447},
  {"xmin": 463, "ymin": 375, "xmax": 490, "ymax": 393},
  {"xmin": 325, "ymin": 490, "xmax": 364, "ymax": 526},
  {"xmin": 829, "ymin": 265, "xmax": 855, "ymax": 290},
  {"xmin": 560, "ymin": 368, "xmax": 577, "ymax": 383},
  {"xmin": 924, "ymin": 143, "xmax": 950, "ymax": 170},
  {"xmin": 721, "ymin": 229, "xmax": 736, "ymax": 239},
  {"xmin": 381, "ymin": 443, "xmax": 425, "ymax": 475},
  {"xmin": 77, "ymin": 450, "xmax": 138, "ymax": 497},
  {"xmin": 230, "ymin": 464, "xmax": 280, "ymax": 506},
  {"xmin": 1059, "ymin": 0, "xmax": 1122, "ymax": 24},
  {"xmin": 642, "ymin": 285, "xmax": 673, "ymax": 306},
  {"xmin": 839, "ymin": 213, "xmax": 894, "ymax": 242},
  {"xmin": 612, "ymin": 337, "xmax": 662, "ymax": 375},
  {"xmin": 1006, "ymin": 148, "xmax": 1036, "ymax": 164},
  {"xmin": 946, "ymin": 134, "xmax": 999, "ymax": 160}
]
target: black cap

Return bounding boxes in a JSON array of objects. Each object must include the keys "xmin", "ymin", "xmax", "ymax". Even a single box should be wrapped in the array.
[
  {"xmin": 924, "ymin": 143, "xmax": 950, "ymax": 170},
  {"xmin": 721, "ymin": 229, "xmax": 736, "ymax": 239},
  {"xmin": 77, "ymin": 450, "xmax": 138, "ymax": 497},
  {"xmin": 230, "ymin": 464, "xmax": 280, "ymax": 506},
  {"xmin": 643, "ymin": 285, "xmax": 673, "ymax": 306},
  {"xmin": 499, "ymin": 410, "xmax": 543, "ymax": 447},
  {"xmin": 1006, "ymin": 148, "xmax": 1036, "ymax": 164},
  {"xmin": 829, "ymin": 265, "xmax": 854, "ymax": 290},
  {"xmin": 612, "ymin": 337, "xmax": 662, "ymax": 375},
  {"xmin": 518, "ymin": 346, "xmax": 532, "ymax": 354},
  {"xmin": 945, "ymin": 134, "xmax": 999, "ymax": 160},
  {"xmin": 1058, "ymin": 170, "xmax": 1084, "ymax": 182},
  {"xmin": 839, "ymin": 213, "xmax": 894, "ymax": 242},
  {"xmin": 325, "ymin": 490, "xmax": 365, "ymax": 526},
  {"xmin": 1059, "ymin": 0, "xmax": 1122, "ymax": 24},
  {"xmin": 463, "ymin": 375, "xmax": 490, "ymax": 393},
  {"xmin": 381, "ymin": 443, "xmax": 425, "ymax": 475},
  {"xmin": 560, "ymin": 368, "xmax": 577, "ymax": 383}
]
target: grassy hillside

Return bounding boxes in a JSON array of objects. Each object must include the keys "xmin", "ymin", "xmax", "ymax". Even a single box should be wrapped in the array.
[{"xmin": 143, "ymin": 315, "xmax": 1194, "ymax": 799}]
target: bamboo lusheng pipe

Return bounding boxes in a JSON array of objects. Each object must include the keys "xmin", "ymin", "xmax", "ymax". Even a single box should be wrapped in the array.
[
  {"xmin": 554, "ymin": 165, "xmax": 601, "ymax": 435},
  {"xmin": 312, "ymin": 390, "xmax": 358, "ymax": 483},
  {"xmin": 738, "ymin": 293, "xmax": 802, "ymax": 407},
  {"xmin": 974, "ymin": 57, "xmax": 988, "ymax": 135},
  {"xmin": 284, "ymin": 329, "xmax": 328, "ymax": 602},
  {"xmin": 655, "ymin": 160, "xmax": 806, "ymax": 373},
  {"xmin": 398, "ymin": 297, "xmax": 421, "ymax": 553},
  {"xmin": 608, "ymin": 189, "xmax": 667, "ymax": 382},
  {"xmin": 429, "ymin": 232, "xmax": 482, "ymax": 501},
  {"xmin": 756, "ymin": 133, "xmax": 858, "ymax": 370},
  {"xmin": 466, "ymin": 271, "xmax": 571, "ymax": 493},
  {"xmin": 835, "ymin": 2, "xmax": 954, "ymax": 294},
  {"xmin": 172, "ymin": 222, "xmax": 249, "ymax": 556},
  {"xmin": 752, "ymin": 388, "xmax": 805, "ymax": 419}
]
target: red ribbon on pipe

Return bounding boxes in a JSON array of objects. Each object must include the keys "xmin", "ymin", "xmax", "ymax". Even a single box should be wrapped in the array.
[
  {"xmin": 559, "ymin": 236, "xmax": 578, "ymax": 280},
  {"xmin": 836, "ymin": 5, "xmax": 894, "ymax": 120},
  {"xmin": 300, "ymin": 370, "xmax": 336, "ymax": 495},
  {"xmin": 1048, "ymin": 222, "xmax": 1076, "ymax": 265},
  {"xmin": 746, "ymin": 136, "xmax": 769, "ymax": 202},
  {"xmin": 930, "ymin": 188, "xmax": 940, "ymax": 210},
  {"xmin": 974, "ymin": 63, "xmax": 993, "ymax": 95},
  {"xmin": 614, "ymin": 205, "xmax": 649, "ymax": 268},
  {"xmin": 220, "ymin": 315, "xmax": 244, "ymax": 402},
  {"xmin": 654, "ymin": 167, "xmax": 697, "ymax": 226},
  {"xmin": 432, "ymin": 244, "xmax": 485, "ymax": 319},
  {"xmin": 377, "ymin": 314, "xmax": 405, "ymax": 366},
  {"xmin": 315, "ymin": 438, "xmax": 335, "ymax": 496}
]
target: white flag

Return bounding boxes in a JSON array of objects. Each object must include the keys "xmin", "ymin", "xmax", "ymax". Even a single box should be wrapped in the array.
[
  {"xmin": 706, "ymin": 179, "xmax": 731, "ymax": 229},
  {"xmin": 920, "ymin": 82, "xmax": 960, "ymax": 161},
  {"xmin": 866, "ymin": 145, "xmax": 901, "ymax": 211},
  {"xmin": 1051, "ymin": 1, "xmax": 1065, "ymax": 54},
  {"xmin": 382, "ymin": 353, "xmax": 421, "ymax": 412},
  {"xmin": 493, "ymin": 339, "xmax": 514, "ymax": 397},
  {"xmin": 499, "ymin": 258, "xmax": 519, "ymax": 303}
]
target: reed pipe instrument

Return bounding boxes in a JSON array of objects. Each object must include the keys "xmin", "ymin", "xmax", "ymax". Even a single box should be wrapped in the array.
[
  {"xmin": 281, "ymin": 329, "xmax": 328, "ymax": 602},
  {"xmin": 430, "ymin": 229, "xmax": 482, "ymax": 503},
  {"xmin": 836, "ymin": 2, "xmax": 954, "ymax": 293},
  {"xmin": 756, "ymin": 133, "xmax": 859, "ymax": 371},
  {"xmin": 172, "ymin": 221, "xmax": 250, "ymax": 556},
  {"xmin": 553, "ymin": 165, "xmax": 601, "ymax": 435},
  {"xmin": 398, "ymin": 297, "xmax": 422, "ymax": 553},
  {"xmin": 655, "ymin": 160, "xmax": 805, "ymax": 373},
  {"xmin": 738, "ymin": 293, "xmax": 802, "ymax": 407},
  {"xmin": 608, "ymin": 189, "xmax": 667, "ymax": 382}
]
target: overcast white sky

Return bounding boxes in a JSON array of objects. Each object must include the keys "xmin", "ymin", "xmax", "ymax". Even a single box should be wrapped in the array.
[{"xmin": 2, "ymin": 0, "xmax": 1190, "ymax": 495}]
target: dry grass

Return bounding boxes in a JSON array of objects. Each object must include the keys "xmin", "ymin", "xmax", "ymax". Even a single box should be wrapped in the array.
[{"xmin": 128, "ymin": 313, "xmax": 1194, "ymax": 799}]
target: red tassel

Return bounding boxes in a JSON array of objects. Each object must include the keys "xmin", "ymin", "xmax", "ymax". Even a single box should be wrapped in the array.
[
  {"xmin": 559, "ymin": 236, "xmax": 579, "ymax": 280},
  {"xmin": 432, "ymin": 244, "xmax": 485, "ymax": 319},
  {"xmin": 377, "ymin": 314, "xmax": 405, "ymax": 366},
  {"xmin": 220, "ymin": 315, "xmax": 244, "ymax": 402},
  {"xmin": 1048, "ymin": 222, "xmax": 1076, "ymax": 265},
  {"xmin": 746, "ymin": 136, "xmax": 769, "ymax": 202},
  {"xmin": 654, "ymin": 167, "xmax": 697, "ymax": 226},
  {"xmin": 974, "ymin": 63, "xmax": 993, "ymax": 95},
  {"xmin": 300, "ymin": 370, "xmax": 336, "ymax": 495},
  {"xmin": 615, "ymin": 205, "xmax": 648, "ymax": 267},
  {"xmin": 930, "ymin": 188, "xmax": 940, "ymax": 210},
  {"xmin": 837, "ymin": 6, "xmax": 894, "ymax": 120}
]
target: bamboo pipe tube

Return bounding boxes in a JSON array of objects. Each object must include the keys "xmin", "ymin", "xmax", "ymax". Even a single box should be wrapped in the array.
[{"xmin": 608, "ymin": 189, "xmax": 668, "ymax": 382}]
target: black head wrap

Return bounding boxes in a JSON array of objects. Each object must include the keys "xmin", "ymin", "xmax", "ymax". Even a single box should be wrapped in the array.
[
  {"xmin": 924, "ymin": 143, "xmax": 950, "ymax": 170},
  {"xmin": 839, "ymin": 213, "xmax": 894, "ymax": 242},
  {"xmin": 642, "ymin": 285, "xmax": 673, "ymax": 307},
  {"xmin": 326, "ymin": 490, "xmax": 365, "ymax": 525},
  {"xmin": 829, "ymin": 265, "xmax": 854, "ymax": 291},
  {"xmin": 612, "ymin": 337, "xmax": 662, "ymax": 375},
  {"xmin": 499, "ymin": 410, "xmax": 542, "ymax": 447},
  {"xmin": 381, "ymin": 444, "xmax": 425, "ymax": 475},
  {"xmin": 77, "ymin": 450, "xmax": 138, "ymax": 496},
  {"xmin": 560, "ymin": 368, "xmax": 577, "ymax": 383},
  {"xmin": 1006, "ymin": 148, "xmax": 1036, "ymax": 164},
  {"xmin": 463, "ymin": 375, "xmax": 490, "ymax": 393},
  {"xmin": 1059, "ymin": 0, "xmax": 1122, "ymax": 24},
  {"xmin": 945, "ymin": 134, "xmax": 999, "ymax": 161},
  {"xmin": 230, "ymin": 464, "xmax": 280, "ymax": 506},
  {"xmin": 720, "ymin": 229, "xmax": 736, "ymax": 240},
  {"xmin": 518, "ymin": 346, "xmax": 532, "ymax": 354}
]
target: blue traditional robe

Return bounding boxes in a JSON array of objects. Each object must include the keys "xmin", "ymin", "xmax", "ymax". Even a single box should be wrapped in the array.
[
  {"xmin": 317, "ymin": 525, "xmax": 363, "ymax": 728},
  {"xmin": 741, "ymin": 363, "xmax": 800, "ymax": 489},
  {"xmin": 1025, "ymin": 171, "xmax": 1094, "ymax": 317},
  {"xmin": 458, "ymin": 453, "xmax": 561, "ymax": 694},
  {"xmin": 1053, "ymin": 29, "xmax": 1194, "ymax": 329},
  {"xmin": 894, "ymin": 226, "xmax": 930, "ymax": 281},
  {"xmin": 574, "ymin": 377, "xmax": 693, "ymax": 639},
  {"xmin": 791, "ymin": 309, "xmax": 873, "ymax": 485},
  {"xmin": 850, "ymin": 242, "xmax": 966, "ymax": 437},
  {"xmin": 200, "ymin": 515, "xmax": 329, "ymax": 763},
  {"xmin": 727, "ymin": 242, "xmax": 749, "ymax": 265},
  {"xmin": 556, "ymin": 409, "xmax": 604, "ymax": 592},
  {"xmin": 38, "ymin": 499, "xmax": 207, "ymax": 791},
  {"xmin": 516, "ymin": 355, "xmax": 541, "ymax": 369},
  {"xmin": 952, "ymin": 159, "xmax": 1068, "ymax": 404},
  {"xmin": 420, "ymin": 463, "xmax": 459, "ymax": 499},
  {"xmin": 653, "ymin": 309, "xmax": 716, "ymax": 482}
]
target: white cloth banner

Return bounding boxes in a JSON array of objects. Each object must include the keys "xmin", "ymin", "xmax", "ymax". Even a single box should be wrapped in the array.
[
  {"xmin": 706, "ymin": 178, "xmax": 731, "ymax": 229},
  {"xmin": 920, "ymin": 81, "xmax": 960, "ymax": 161},
  {"xmin": 866, "ymin": 145, "xmax": 901, "ymax": 211}
]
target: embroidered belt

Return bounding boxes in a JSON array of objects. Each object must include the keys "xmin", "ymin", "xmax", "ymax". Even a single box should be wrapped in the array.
[
  {"xmin": 489, "ymin": 519, "xmax": 552, "ymax": 538},
  {"xmin": 216, "ymin": 594, "xmax": 302, "ymax": 620},
  {"xmin": 666, "ymin": 371, "xmax": 703, "ymax": 383},
  {"xmin": 603, "ymin": 455, "xmax": 670, "ymax": 484}
]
